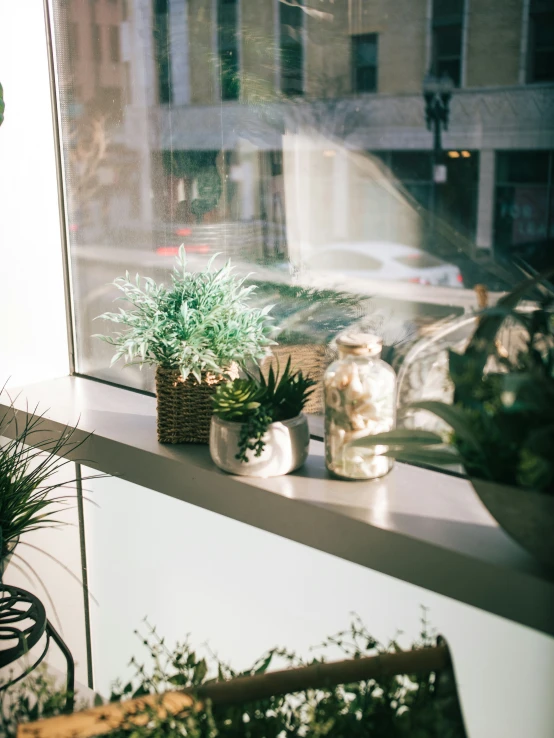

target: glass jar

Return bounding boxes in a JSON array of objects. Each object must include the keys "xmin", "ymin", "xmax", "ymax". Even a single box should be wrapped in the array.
[{"xmin": 324, "ymin": 333, "xmax": 396, "ymax": 480}]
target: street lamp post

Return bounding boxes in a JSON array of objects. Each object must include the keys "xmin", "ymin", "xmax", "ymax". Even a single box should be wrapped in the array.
[{"xmin": 423, "ymin": 72, "xmax": 454, "ymax": 253}]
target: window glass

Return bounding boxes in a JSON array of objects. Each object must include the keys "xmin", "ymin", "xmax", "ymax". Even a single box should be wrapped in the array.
[
  {"xmin": 218, "ymin": 0, "xmax": 239, "ymax": 101},
  {"xmin": 109, "ymin": 26, "xmax": 120, "ymax": 63},
  {"xmin": 352, "ymin": 34, "xmax": 378, "ymax": 93},
  {"xmin": 494, "ymin": 151, "xmax": 553, "ymax": 268},
  {"xmin": 280, "ymin": 0, "xmax": 304, "ymax": 95},
  {"xmin": 153, "ymin": 0, "xmax": 172, "ymax": 103},
  {"xmin": 49, "ymin": 0, "xmax": 553, "ymax": 398}
]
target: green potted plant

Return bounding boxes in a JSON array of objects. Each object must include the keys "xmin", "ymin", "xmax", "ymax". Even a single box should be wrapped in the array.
[
  {"xmin": 348, "ymin": 273, "xmax": 554, "ymax": 568},
  {"xmin": 0, "ymin": 390, "xmax": 88, "ymax": 580},
  {"xmin": 96, "ymin": 249, "xmax": 274, "ymax": 444},
  {"xmin": 210, "ymin": 358, "xmax": 316, "ymax": 477},
  {"xmin": 250, "ymin": 281, "xmax": 367, "ymax": 414},
  {"xmin": 4, "ymin": 612, "xmax": 467, "ymax": 738}
]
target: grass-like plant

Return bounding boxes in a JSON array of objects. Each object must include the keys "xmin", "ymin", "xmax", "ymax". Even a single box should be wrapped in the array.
[
  {"xmin": 213, "ymin": 358, "xmax": 316, "ymax": 462},
  {"xmin": 348, "ymin": 272, "xmax": 554, "ymax": 494},
  {"xmin": 0, "ymin": 388, "xmax": 95, "ymax": 593},
  {"xmin": 95, "ymin": 248, "xmax": 274, "ymax": 382}
]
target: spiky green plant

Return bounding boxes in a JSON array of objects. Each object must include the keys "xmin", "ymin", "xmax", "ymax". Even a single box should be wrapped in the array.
[
  {"xmin": 213, "ymin": 357, "xmax": 316, "ymax": 462},
  {"xmin": 0, "ymin": 387, "xmax": 99, "ymax": 597},
  {"xmin": 348, "ymin": 272, "xmax": 554, "ymax": 494},
  {"xmin": 0, "ymin": 82, "xmax": 5, "ymax": 127},
  {"xmin": 95, "ymin": 248, "xmax": 274, "ymax": 382}
]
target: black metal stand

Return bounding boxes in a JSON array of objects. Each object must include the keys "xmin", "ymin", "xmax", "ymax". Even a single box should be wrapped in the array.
[{"xmin": 0, "ymin": 584, "xmax": 75, "ymax": 713}]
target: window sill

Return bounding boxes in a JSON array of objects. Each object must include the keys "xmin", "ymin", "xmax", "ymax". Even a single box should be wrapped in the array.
[{"xmin": 2, "ymin": 375, "xmax": 553, "ymax": 636}]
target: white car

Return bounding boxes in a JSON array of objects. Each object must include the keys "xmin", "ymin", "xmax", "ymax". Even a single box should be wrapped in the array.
[{"xmin": 303, "ymin": 242, "xmax": 463, "ymax": 288}]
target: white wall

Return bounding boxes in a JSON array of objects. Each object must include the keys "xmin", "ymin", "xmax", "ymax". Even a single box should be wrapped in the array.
[
  {"xmin": 85, "ymin": 472, "xmax": 554, "ymax": 738},
  {"xmin": 0, "ymin": 0, "xmax": 69, "ymax": 388},
  {"xmin": 0, "ymin": 0, "xmax": 84, "ymax": 689}
]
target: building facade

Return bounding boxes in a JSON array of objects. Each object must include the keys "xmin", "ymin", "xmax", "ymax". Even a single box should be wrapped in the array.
[{"xmin": 59, "ymin": 0, "xmax": 554, "ymax": 276}]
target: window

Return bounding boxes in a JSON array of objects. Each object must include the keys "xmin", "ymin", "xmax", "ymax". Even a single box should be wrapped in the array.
[
  {"xmin": 153, "ymin": 0, "xmax": 172, "ymax": 104},
  {"xmin": 218, "ymin": 0, "xmax": 239, "ymax": 101},
  {"xmin": 280, "ymin": 0, "xmax": 303, "ymax": 96},
  {"xmin": 109, "ymin": 26, "xmax": 120, "ymax": 63},
  {"xmin": 528, "ymin": 0, "xmax": 554, "ymax": 83},
  {"xmin": 431, "ymin": 0, "xmax": 464, "ymax": 87},
  {"xmin": 494, "ymin": 151, "xmax": 553, "ymax": 270},
  {"xmin": 92, "ymin": 23, "xmax": 102, "ymax": 63},
  {"xmin": 48, "ymin": 0, "xmax": 552, "ymax": 405},
  {"xmin": 352, "ymin": 34, "xmax": 378, "ymax": 93},
  {"xmin": 69, "ymin": 22, "xmax": 79, "ymax": 60}
]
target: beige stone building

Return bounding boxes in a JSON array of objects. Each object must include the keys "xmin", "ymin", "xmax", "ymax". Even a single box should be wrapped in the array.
[{"xmin": 60, "ymin": 0, "xmax": 554, "ymax": 275}]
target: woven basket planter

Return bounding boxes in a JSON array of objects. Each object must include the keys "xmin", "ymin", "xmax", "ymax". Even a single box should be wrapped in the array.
[
  {"xmin": 155, "ymin": 365, "xmax": 237, "ymax": 444},
  {"xmin": 262, "ymin": 344, "xmax": 329, "ymax": 415}
]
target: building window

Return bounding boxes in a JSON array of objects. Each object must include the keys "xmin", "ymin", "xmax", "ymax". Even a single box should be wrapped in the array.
[
  {"xmin": 153, "ymin": 0, "xmax": 172, "ymax": 104},
  {"xmin": 352, "ymin": 33, "xmax": 378, "ymax": 93},
  {"xmin": 109, "ymin": 26, "xmax": 120, "ymax": 63},
  {"xmin": 68, "ymin": 22, "xmax": 79, "ymax": 60},
  {"xmin": 494, "ymin": 151, "xmax": 553, "ymax": 270},
  {"xmin": 527, "ymin": 0, "xmax": 554, "ymax": 83},
  {"xmin": 431, "ymin": 0, "xmax": 464, "ymax": 87},
  {"xmin": 217, "ymin": 0, "xmax": 240, "ymax": 101},
  {"xmin": 92, "ymin": 24, "xmax": 102, "ymax": 63},
  {"xmin": 280, "ymin": 0, "xmax": 303, "ymax": 96}
]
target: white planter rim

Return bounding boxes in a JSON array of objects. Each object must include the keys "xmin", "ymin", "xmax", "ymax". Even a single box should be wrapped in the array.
[{"xmin": 211, "ymin": 413, "xmax": 307, "ymax": 430}]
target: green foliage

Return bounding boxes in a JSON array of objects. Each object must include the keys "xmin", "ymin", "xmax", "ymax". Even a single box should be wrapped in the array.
[
  {"xmin": 162, "ymin": 151, "xmax": 222, "ymax": 222},
  {"xmin": 4, "ymin": 612, "xmax": 465, "ymax": 738},
  {"xmin": 95, "ymin": 248, "xmax": 274, "ymax": 382},
  {"xmin": 0, "ymin": 388, "xmax": 90, "ymax": 570},
  {"xmin": 0, "ymin": 667, "xmax": 79, "ymax": 737},
  {"xmin": 349, "ymin": 272, "xmax": 554, "ymax": 494},
  {"xmin": 213, "ymin": 357, "xmax": 316, "ymax": 462},
  {"xmin": 0, "ymin": 82, "xmax": 4, "ymax": 127},
  {"xmin": 249, "ymin": 281, "xmax": 365, "ymax": 346}
]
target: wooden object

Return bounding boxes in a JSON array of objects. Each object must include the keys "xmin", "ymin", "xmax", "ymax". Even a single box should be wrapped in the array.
[
  {"xmin": 263, "ymin": 344, "xmax": 329, "ymax": 414},
  {"xmin": 155, "ymin": 365, "xmax": 237, "ymax": 444},
  {"xmin": 17, "ymin": 644, "xmax": 450, "ymax": 738}
]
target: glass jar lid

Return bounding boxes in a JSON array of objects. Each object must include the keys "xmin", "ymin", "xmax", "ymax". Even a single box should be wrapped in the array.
[{"xmin": 336, "ymin": 332, "xmax": 383, "ymax": 357}]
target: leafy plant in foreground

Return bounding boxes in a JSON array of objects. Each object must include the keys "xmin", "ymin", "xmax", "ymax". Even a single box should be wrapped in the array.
[
  {"xmin": 0, "ymin": 386, "xmax": 97, "ymax": 586},
  {"xmin": 349, "ymin": 272, "xmax": 554, "ymax": 493},
  {"xmin": 95, "ymin": 248, "xmax": 274, "ymax": 382},
  {"xmin": 3, "ymin": 611, "xmax": 466, "ymax": 738},
  {"xmin": 213, "ymin": 358, "xmax": 316, "ymax": 462},
  {"xmin": 0, "ymin": 667, "xmax": 81, "ymax": 737}
]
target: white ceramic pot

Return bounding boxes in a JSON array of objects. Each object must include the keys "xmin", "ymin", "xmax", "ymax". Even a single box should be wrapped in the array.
[{"xmin": 210, "ymin": 414, "xmax": 310, "ymax": 477}]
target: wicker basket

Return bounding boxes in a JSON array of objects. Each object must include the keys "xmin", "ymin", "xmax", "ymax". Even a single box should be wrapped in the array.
[
  {"xmin": 155, "ymin": 365, "xmax": 237, "ymax": 444},
  {"xmin": 262, "ymin": 344, "xmax": 330, "ymax": 415}
]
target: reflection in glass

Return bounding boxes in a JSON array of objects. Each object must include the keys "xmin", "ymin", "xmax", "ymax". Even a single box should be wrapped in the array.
[{"xmin": 51, "ymin": 0, "xmax": 553, "ymax": 402}]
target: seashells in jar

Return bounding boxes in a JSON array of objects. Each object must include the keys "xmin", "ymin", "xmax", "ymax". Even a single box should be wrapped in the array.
[{"xmin": 324, "ymin": 333, "xmax": 396, "ymax": 480}]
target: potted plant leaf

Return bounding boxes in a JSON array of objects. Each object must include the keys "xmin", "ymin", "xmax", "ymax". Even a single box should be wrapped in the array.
[
  {"xmin": 210, "ymin": 358, "xmax": 316, "ymax": 477},
  {"xmin": 347, "ymin": 273, "xmax": 554, "ymax": 568},
  {"xmin": 95, "ymin": 248, "xmax": 274, "ymax": 444}
]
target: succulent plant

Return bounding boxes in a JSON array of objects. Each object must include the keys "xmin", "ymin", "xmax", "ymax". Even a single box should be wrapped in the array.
[
  {"xmin": 210, "ymin": 379, "xmax": 266, "ymax": 422},
  {"xmin": 213, "ymin": 357, "xmax": 316, "ymax": 462}
]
